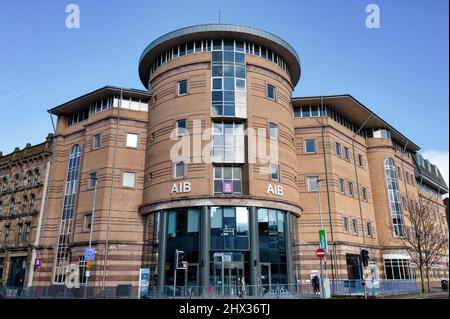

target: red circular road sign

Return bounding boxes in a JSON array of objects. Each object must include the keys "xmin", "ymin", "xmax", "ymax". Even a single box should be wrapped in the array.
[{"xmin": 316, "ymin": 248, "xmax": 326, "ymax": 259}]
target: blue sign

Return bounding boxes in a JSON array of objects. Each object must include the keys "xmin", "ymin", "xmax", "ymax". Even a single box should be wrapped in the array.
[
  {"xmin": 84, "ymin": 247, "xmax": 96, "ymax": 261},
  {"xmin": 139, "ymin": 268, "xmax": 150, "ymax": 299}
]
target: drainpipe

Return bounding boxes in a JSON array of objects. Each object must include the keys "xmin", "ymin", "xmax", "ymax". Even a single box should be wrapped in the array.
[
  {"xmin": 351, "ymin": 113, "xmax": 373, "ymax": 249},
  {"xmin": 319, "ymin": 97, "xmax": 339, "ymax": 281},
  {"xmin": 101, "ymin": 90, "xmax": 123, "ymax": 291}
]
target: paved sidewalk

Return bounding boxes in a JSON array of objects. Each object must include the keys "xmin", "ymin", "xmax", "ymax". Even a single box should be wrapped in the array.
[{"xmin": 383, "ymin": 288, "xmax": 449, "ymax": 299}]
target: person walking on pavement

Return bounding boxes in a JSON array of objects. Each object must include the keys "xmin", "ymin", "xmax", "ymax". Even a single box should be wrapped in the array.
[{"xmin": 312, "ymin": 275, "xmax": 320, "ymax": 294}]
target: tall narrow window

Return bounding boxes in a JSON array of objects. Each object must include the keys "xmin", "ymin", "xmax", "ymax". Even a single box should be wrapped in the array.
[
  {"xmin": 348, "ymin": 182, "xmax": 354, "ymax": 197},
  {"xmin": 336, "ymin": 142, "xmax": 341, "ymax": 157},
  {"xmin": 176, "ymin": 119, "xmax": 186, "ymax": 136},
  {"xmin": 212, "ymin": 122, "xmax": 244, "ymax": 163},
  {"xmin": 352, "ymin": 219, "xmax": 358, "ymax": 235},
  {"xmin": 367, "ymin": 222, "xmax": 373, "ymax": 237},
  {"xmin": 362, "ymin": 187, "xmax": 368, "ymax": 201},
  {"xmin": 9, "ymin": 198, "xmax": 15, "ymax": 215},
  {"xmin": 84, "ymin": 213, "xmax": 92, "ymax": 232},
  {"xmin": 22, "ymin": 196, "xmax": 28, "ymax": 214},
  {"xmin": 267, "ymin": 84, "xmax": 276, "ymax": 100},
  {"xmin": 25, "ymin": 223, "xmax": 31, "ymax": 242},
  {"xmin": 30, "ymin": 194, "xmax": 35, "ymax": 212},
  {"xmin": 384, "ymin": 158, "xmax": 405, "ymax": 237},
  {"xmin": 339, "ymin": 178, "xmax": 345, "ymax": 193},
  {"xmin": 17, "ymin": 224, "xmax": 23, "ymax": 242},
  {"xmin": 358, "ymin": 154, "xmax": 363, "ymax": 167},
  {"xmin": 270, "ymin": 164, "xmax": 280, "ymax": 181},
  {"xmin": 178, "ymin": 79, "xmax": 187, "ymax": 96},
  {"xmin": 92, "ymin": 134, "xmax": 101, "ymax": 150},
  {"xmin": 54, "ymin": 144, "xmax": 81, "ymax": 283},
  {"xmin": 34, "ymin": 170, "xmax": 40, "ymax": 186},
  {"xmin": 344, "ymin": 147, "xmax": 350, "ymax": 161},
  {"xmin": 174, "ymin": 162, "xmax": 185, "ymax": 179},
  {"xmin": 268, "ymin": 122, "xmax": 278, "ymax": 139},
  {"xmin": 307, "ymin": 176, "xmax": 319, "ymax": 192},
  {"xmin": 343, "ymin": 217, "xmax": 349, "ymax": 233},
  {"xmin": 88, "ymin": 172, "xmax": 97, "ymax": 189}
]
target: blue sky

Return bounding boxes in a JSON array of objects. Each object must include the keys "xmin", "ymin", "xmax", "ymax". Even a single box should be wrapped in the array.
[{"xmin": 0, "ymin": 0, "xmax": 448, "ymax": 184}]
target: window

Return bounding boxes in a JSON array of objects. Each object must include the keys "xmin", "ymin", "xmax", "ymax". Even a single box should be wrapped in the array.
[
  {"xmin": 362, "ymin": 187, "xmax": 368, "ymax": 201},
  {"xmin": 84, "ymin": 213, "xmax": 92, "ymax": 232},
  {"xmin": 384, "ymin": 158, "xmax": 405, "ymax": 237},
  {"xmin": 352, "ymin": 219, "xmax": 358, "ymax": 235},
  {"xmin": 212, "ymin": 122, "xmax": 245, "ymax": 163},
  {"xmin": 1, "ymin": 177, "xmax": 8, "ymax": 192},
  {"xmin": 344, "ymin": 147, "xmax": 350, "ymax": 161},
  {"xmin": 34, "ymin": 170, "xmax": 40, "ymax": 186},
  {"xmin": 176, "ymin": 119, "xmax": 186, "ymax": 136},
  {"xmin": 267, "ymin": 84, "xmax": 276, "ymax": 100},
  {"xmin": 125, "ymin": 133, "xmax": 138, "ymax": 148},
  {"xmin": 358, "ymin": 154, "xmax": 363, "ymax": 167},
  {"xmin": 367, "ymin": 222, "xmax": 373, "ymax": 237},
  {"xmin": 348, "ymin": 182, "xmax": 354, "ymax": 196},
  {"xmin": 79, "ymin": 256, "xmax": 88, "ymax": 284},
  {"xmin": 30, "ymin": 194, "xmax": 35, "ymax": 212},
  {"xmin": 335, "ymin": 142, "xmax": 341, "ymax": 157},
  {"xmin": 211, "ymin": 40, "xmax": 247, "ymax": 118},
  {"xmin": 178, "ymin": 79, "xmax": 187, "ymax": 96},
  {"xmin": 24, "ymin": 223, "xmax": 31, "ymax": 241},
  {"xmin": 343, "ymin": 217, "xmax": 349, "ymax": 233},
  {"xmin": 55, "ymin": 144, "xmax": 82, "ymax": 283},
  {"xmin": 27, "ymin": 172, "xmax": 33, "ymax": 187},
  {"xmin": 88, "ymin": 172, "xmax": 97, "ymax": 189},
  {"xmin": 17, "ymin": 224, "xmax": 23, "ymax": 242},
  {"xmin": 0, "ymin": 201, "xmax": 2, "ymax": 216},
  {"xmin": 22, "ymin": 196, "xmax": 28, "ymax": 214},
  {"xmin": 307, "ymin": 176, "xmax": 319, "ymax": 192},
  {"xmin": 339, "ymin": 178, "xmax": 345, "ymax": 193},
  {"xmin": 304, "ymin": 139, "xmax": 316, "ymax": 154},
  {"xmin": 397, "ymin": 167, "xmax": 402, "ymax": 180},
  {"xmin": 270, "ymin": 164, "xmax": 280, "ymax": 181},
  {"xmin": 122, "ymin": 172, "xmax": 136, "ymax": 188},
  {"xmin": 9, "ymin": 198, "xmax": 15, "ymax": 215},
  {"xmin": 174, "ymin": 162, "xmax": 185, "ymax": 179},
  {"xmin": 268, "ymin": 122, "xmax": 278, "ymax": 139},
  {"xmin": 211, "ymin": 207, "xmax": 249, "ymax": 250},
  {"xmin": 384, "ymin": 258, "xmax": 415, "ymax": 280},
  {"xmin": 213, "ymin": 166, "xmax": 242, "ymax": 194},
  {"xmin": 4, "ymin": 226, "xmax": 10, "ymax": 244},
  {"xmin": 92, "ymin": 134, "xmax": 101, "ymax": 150},
  {"xmin": 14, "ymin": 174, "xmax": 20, "ymax": 190},
  {"xmin": 405, "ymin": 172, "xmax": 410, "ymax": 183}
]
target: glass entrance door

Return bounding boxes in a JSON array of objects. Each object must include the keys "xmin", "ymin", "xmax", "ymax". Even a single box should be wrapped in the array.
[
  {"xmin": 260, "ymin": 263, "xmax": 272, "ymax": 293},
  {"xmin": 212, "ymin": 252, "xmax": 245, "ymax": 296}
]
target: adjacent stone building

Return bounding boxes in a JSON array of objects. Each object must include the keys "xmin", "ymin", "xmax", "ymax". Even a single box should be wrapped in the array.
[{"xmin": 0, "ymin": 135, "xmax": 53, "ymax": 288}]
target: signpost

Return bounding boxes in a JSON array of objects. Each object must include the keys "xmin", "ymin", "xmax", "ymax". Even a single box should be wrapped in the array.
[
  {"xmin": 318, "ymin": 229, "xmax": 328, "ymax": 254},
  {"xmin": 138, "ymin": 268, "xmax": 150, "ymax": 299},
  {"xmin": 84, "ymin": 247, "xmax": 96, "ymax": 261}
]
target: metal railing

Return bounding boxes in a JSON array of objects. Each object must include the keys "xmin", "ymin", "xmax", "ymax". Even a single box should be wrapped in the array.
[
  {"xmin": 331, "ymin": 279, "xmax": 419, "ymax": 296},
  {"xmin": 0, "ymin": 280, "xmax": 419, "ymax": 299}
]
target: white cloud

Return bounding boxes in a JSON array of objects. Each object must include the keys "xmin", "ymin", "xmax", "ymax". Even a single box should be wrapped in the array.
[{"xmin": 421, "ymin": 150, "xmax": 449, "ymax": 198}]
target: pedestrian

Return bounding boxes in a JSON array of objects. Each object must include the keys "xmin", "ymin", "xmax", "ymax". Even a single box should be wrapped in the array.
[
  {"xmin": 238, "ymin": 276, "xmax": 246, "ymax": 298},
  {"xmin": 312, "ymin": 275, "xmax": 320, "ymax": 294}
]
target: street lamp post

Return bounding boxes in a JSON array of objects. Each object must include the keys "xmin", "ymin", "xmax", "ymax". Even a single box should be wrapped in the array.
[
  {"xmin": 84, "ymin": 176, "xmax": 97, "ymax": 299},
  {"xmin": 316, "ymin": 179, "xmax": 329, "ymax": 299}
]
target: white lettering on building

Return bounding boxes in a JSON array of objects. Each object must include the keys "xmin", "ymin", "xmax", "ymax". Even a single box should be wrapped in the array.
[
  {"xmin": 267, "ymin": 184, "xmax": 283, "ymax": 196},
  {"xmin": 171, "ymin": 182, "xmax": 192, "ymax": 194}
]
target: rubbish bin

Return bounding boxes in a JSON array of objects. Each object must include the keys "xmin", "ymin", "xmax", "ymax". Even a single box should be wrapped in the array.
[{"xmin": 441, "ymin": 280, "xmax": 448, "ymax": 290}]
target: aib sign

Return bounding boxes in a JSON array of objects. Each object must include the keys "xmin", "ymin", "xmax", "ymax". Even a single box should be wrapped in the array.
[{"xmin": 222, "ymin": 181, "xmax": 233, "ymax": 194}]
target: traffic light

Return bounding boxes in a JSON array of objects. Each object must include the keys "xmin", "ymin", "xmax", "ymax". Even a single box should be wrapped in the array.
[
  {"xmin": 360, "ymin": 249, "xmax": 369, "ymax": 267},
  {"xmin": 176, "ymin": 250, "xmax": 186, "ymax": 269}
]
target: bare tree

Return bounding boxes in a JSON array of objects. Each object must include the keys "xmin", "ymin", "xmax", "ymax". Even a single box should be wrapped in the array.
[{"xmin": 399, "ymin": 194, "xmax": 449, "ymax": 292}]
